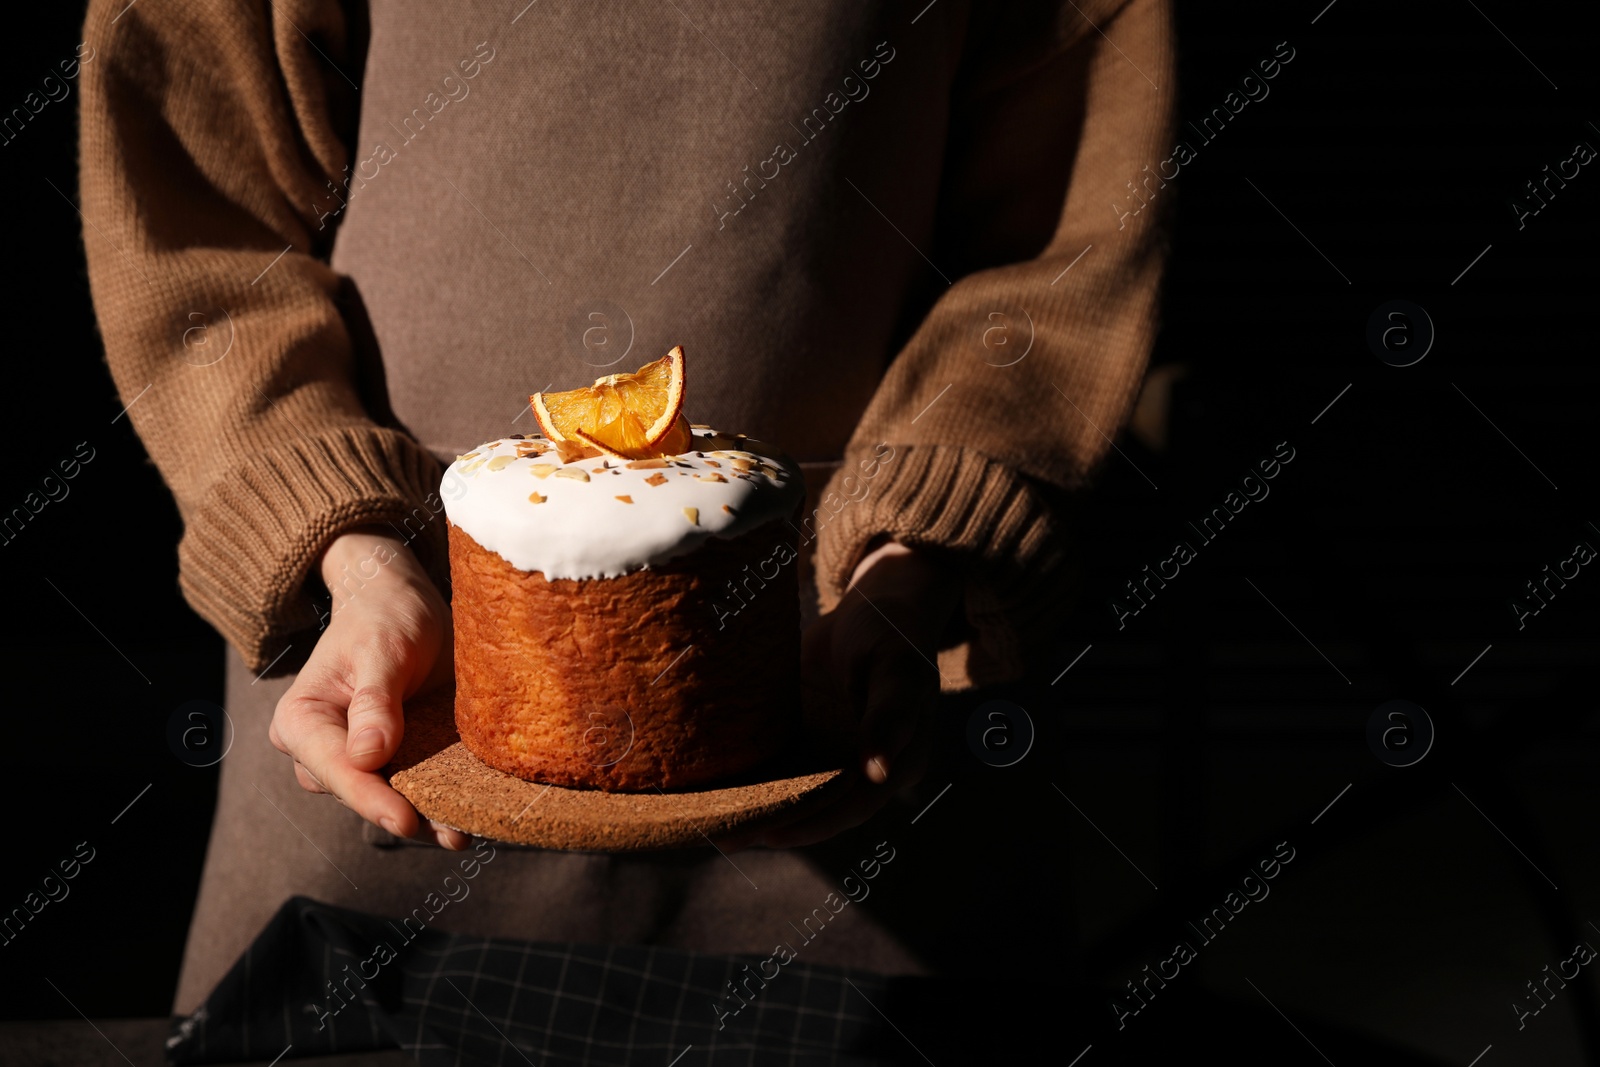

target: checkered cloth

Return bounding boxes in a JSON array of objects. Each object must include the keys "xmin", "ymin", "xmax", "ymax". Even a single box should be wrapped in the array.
[{"xmin": 166, "ymin": 897, "xmax": 966, "ymax": 1065}]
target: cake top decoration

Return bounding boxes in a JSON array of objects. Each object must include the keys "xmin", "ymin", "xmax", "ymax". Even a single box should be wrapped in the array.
[
  {"xmin": 441, "ymin": 347, "xmax": 802, "ymax": 578},
  {"xmin": 531, "ymin": 345, "xmax": 689, "ymax": 461}
]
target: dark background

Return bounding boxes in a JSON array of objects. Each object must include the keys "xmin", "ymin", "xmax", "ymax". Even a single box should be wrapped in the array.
[{"xmin": 2, "ymin": 1, "xmax": 1595, "ymax": 1063}]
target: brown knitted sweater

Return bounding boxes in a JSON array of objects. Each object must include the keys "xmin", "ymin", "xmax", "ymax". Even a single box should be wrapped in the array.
[{"xmin": 79, "ymin": 0, "xmax": 1173, "ymax": 686}]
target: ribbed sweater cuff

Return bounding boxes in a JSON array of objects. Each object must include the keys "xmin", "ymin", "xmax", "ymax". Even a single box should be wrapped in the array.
[
  {"xmin": 177, "ymin": 426, "xmax": 450, "ymax": 673},
  {"xmin": 812, "ymin": 444, "xmax": 1067, "ymax": 690}
]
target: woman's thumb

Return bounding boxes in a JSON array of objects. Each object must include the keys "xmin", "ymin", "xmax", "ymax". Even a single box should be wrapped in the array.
[{"xmin": 345, "ymin": 642, "xmax": 410, "ymax": 770}]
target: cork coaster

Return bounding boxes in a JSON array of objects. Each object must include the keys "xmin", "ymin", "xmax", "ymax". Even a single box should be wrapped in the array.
[{"xmin": 384, "ymin": 686, "xmax": 850, "ymax": 852}]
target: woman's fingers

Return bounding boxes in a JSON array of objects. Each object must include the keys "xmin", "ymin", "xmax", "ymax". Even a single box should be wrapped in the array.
[
  {"xmin": 425, "ymin": 820, "xmax": 472, "ymax": 851},
  {"xmin": 747, "ymin": 780, "xmax": 887, "ymax": 850},
  {"xmin": 730, "ymin": 545, "xmax": 959, "ymax": 851},
  {"xmin": 727, "ymin": 635, "xmax": 939, "ymax": 851},
  {"xmin": 344, "ymin": 637, "xmax": 412, "ymax": 771},
  {"xmin": 283, "ymin": 698, "xmax": 467, "ymax": 849},
  {"xmin": 293, "ymin": 760, "xmax": 326, "ymax": 794},
  {"xmin": 340, "ymin": 638, "xmax": 473, "ymax": 845},
  {"xmin": 288, "ymin": 735, "xmax": 465, "ymax": 849},
  {"xmin": 824, "ymin": 586, "xmax": 938, "ymax": 783},
  {"xmin": 741, "ymin": 728, "xmax": 933, "ymax": 850},
  {"xmin": 344, "ymin": 685, "xmax": 401, "ymax": 770},
  {"xmin": 858, "ymin": 645, "xmax": 934, "ymax": 783},
  {"xmin": 276, "ymin": 689, "xmax": 419, "ymax": 837},
  {"xmin": 277, "ymin": 669, "xmax": 470, "ymax": 849},
  {"xmin": 265, "ymin": 529, "xmax": 463, "ymax": 847}
]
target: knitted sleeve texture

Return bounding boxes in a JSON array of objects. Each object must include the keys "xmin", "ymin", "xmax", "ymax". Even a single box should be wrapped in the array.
[
  {"xmin": 811, "ymin": 0, "xmax": 1176, "ymax": 688},
  {"xmin": 79, "ymin": 0, "xmax": 449, "ymax": 671}
]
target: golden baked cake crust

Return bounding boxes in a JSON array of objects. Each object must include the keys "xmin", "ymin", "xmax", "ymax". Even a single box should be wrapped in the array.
[{"xmin": 449, "ymin": 518, "xmax": 801, "ymax": 791}]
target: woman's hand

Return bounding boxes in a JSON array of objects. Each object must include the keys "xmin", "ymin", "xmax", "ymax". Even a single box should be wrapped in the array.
[
  {"xmin": 268, "ymin": 526, "xmax": 469, "ymax": 849},
  {"xmin": 733, "ymin": 539, "xmax": 962, "ymax": 849}
]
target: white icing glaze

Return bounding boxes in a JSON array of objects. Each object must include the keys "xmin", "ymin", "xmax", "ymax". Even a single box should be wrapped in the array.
[{"xmin": 441, "ymin": 428, "xmax": 803, "ymax": 578}]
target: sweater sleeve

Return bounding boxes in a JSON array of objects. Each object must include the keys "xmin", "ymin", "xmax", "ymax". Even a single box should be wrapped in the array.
[
  {"xmin": 812, "ymin": 0, "xmax": 1176, "ymax": 689},
  {"xmin": 79, "ymin": 0, "xmax": 449, "ymax": 672}
]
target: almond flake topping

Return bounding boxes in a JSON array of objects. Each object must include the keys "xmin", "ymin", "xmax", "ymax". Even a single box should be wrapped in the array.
[{"xmin": 553, "ymin": 438, "xmax": 589, "ymax": 463}]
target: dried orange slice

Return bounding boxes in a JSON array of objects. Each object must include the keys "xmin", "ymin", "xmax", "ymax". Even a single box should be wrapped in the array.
[
  {"xmin": 654, "ymin": 413, "xmax": 692, "ymax": 455},
  {"xmin": 573, "ymin": 414, "xmax": 691, "ymax": 461},
  {"xmin": 531, "ymin": 346, "xmax": 686, "ymax": 458}
]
